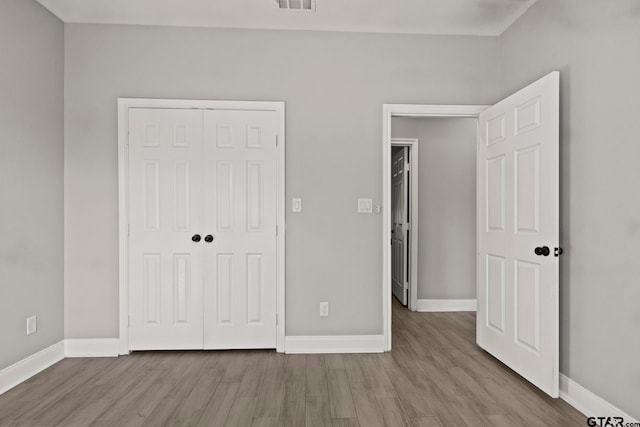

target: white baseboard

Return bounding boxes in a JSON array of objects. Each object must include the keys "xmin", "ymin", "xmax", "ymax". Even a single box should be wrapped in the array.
[
  {"xmin": 560, "ymin": 374, "xmax": 638, "ymax": 423},
  {"xmin": 0, "ymin": 341, "xmax": 64, "ymax": 395},
  {"xmin": 285, "ymin": 335, "xmax": 385, "ymax": 354},
  {"xmin": 64, "ymin": 339, "xmax": 120, "ymax": 357},
  {"xmin": 416, "ymin": 299, "xmax": 477, "ymax": 312}
]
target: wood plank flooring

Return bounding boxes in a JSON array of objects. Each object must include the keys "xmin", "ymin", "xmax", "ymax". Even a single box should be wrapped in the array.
[{"xmin": 0, "ymin": 300, "xmax": 586, "ymax": 426}]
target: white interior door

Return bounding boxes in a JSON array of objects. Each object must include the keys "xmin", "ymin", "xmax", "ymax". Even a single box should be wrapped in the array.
[
  {"xmin": 391, "ymin": 147, "xmax": 409, "ymax": 306},
  {"xmin": 203, "ymin": 110, "xmax": 278, "ymax": 349},
  {"xmin": 128, "ymin": 108, "xmax": 204, "ymax": 350},
  {"xmin": 477, "ymin": 71, "xmax": 560, "ymax": 396}
]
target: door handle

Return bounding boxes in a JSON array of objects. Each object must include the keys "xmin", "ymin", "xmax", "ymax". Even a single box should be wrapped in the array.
[
  {"xmin": 191, "ymin": 234, "xmax": 201, "ymax": 242},
  {"xmin": 534, "ymin": 246, "xmax": 550, "ymax": 256},
  {"xmin": 204, "ymin": 234, "xmax": 215, "ymax": 243}
]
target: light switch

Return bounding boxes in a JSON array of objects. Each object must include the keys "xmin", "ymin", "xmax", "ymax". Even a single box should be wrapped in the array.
[
  {"xmin": 26, "ymin": 316, "xmax": 37, "ymax": 335},
  {"xmin": 319, "ymin": 302, "xmax": 329, "ymax": 317},
  {"xmin": 292, "ymin": 198, "xmax": 302, "ymax": 213},
  {"xmin": 357, "ymin": 198, "xmax": 373, "ymax": 213}
]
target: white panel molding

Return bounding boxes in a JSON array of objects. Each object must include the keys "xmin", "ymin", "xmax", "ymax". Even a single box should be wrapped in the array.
[
  {"xmin": 64, "ymin": 339, "xmax": 120, "ymax": 357},
  {"xmin": 416, "ymin": 299, "xmax": 477, "ymax": 312},
  {"xmin": 560, "ymin": 374, "xmax": 639, "ymax": 423},
  {"xmin": 0, "ymin": 341, "xmax": 64, "ymax": 395},
  {"xmin": 285, "ymin": 335, "xmax": 385, "ymax": 354}
]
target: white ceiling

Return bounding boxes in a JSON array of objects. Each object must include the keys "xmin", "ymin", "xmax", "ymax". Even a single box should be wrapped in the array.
[{"xmin": 36, "ymin": 0, "xmax": 537, "ymax": 36}]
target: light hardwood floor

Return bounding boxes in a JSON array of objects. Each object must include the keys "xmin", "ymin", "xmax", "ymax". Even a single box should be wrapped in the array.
[{"xmin": 0, "ymin": 299, "xmax": 585, "ymax": 426}]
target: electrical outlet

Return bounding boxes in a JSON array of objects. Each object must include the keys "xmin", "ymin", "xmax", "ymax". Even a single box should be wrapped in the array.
[
  {"xmin": 319, "ymin": 302, "xmax": 329, "ymax": 317},
  {"xmin": 26, "ymin": 316, "xmax": 37, "ymax": 335}
]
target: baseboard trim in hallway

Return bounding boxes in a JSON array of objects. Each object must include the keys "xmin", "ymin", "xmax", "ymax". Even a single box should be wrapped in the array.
[{"xmin": 0, "ymin": 341, "xmax": 64, "ymax": 395}]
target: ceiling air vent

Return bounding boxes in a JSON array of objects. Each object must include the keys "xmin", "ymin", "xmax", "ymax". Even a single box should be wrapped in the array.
[{"xmin": 276, "ymin": 0, "xmax": 316, "ymax": 11}]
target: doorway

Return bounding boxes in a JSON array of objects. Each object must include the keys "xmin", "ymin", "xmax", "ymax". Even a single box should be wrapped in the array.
[
  {"xmin": 382, "ymin": 71, "xmax": 560, "ymax": 397},
  {"xmin": 382, "ymin": 104, "xmax": 487, "ymax": 352},
  {"xmin": 392, "ymin": 118, "xmax": 478, "ymax": 315}
]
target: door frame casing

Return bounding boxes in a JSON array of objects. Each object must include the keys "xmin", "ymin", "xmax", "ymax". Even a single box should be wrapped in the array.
[
  {"xmin": 117, "ymin": 98, "xmax": 286, "ymax": 354},
  {"xmin": 390, "ymin": 138, "xmax": 419, "ymax": 311},
  {"xmin": 382, "ymin": 104, "xmax": 489, "ymax": 351}
]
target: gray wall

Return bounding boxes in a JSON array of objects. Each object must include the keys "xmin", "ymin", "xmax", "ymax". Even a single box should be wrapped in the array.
[
  {"xmin": 392, "ymin": 118, "xmax": 477, "ymax": 300},
  {"xmin": 500, "ymin": 0, "xmax": 640, "ymax": 419},
  {"xmin": 64, "ymin": 24, "xmax": 499, "ymax": 338},
  {"xmin": 0, "ymin": 0, "xmax": 64, "ymax": 370}
]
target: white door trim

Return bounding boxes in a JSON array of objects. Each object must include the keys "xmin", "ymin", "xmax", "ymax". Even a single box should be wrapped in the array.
[
  {"xmin": 382, "ymin": 104, "xmax": 489, "ymax": 351},
  {"xmin": 118, "ymin": 98, "xmax": 286, "ymax": 354},
  {"xmin": 391, "ymin": 138, "xmax": 419, "ymax": 311}
]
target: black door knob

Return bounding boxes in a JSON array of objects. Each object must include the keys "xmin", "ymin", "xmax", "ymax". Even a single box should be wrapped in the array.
[
  {"xmin": 192, "ymin": 234, "xmax": 201, "ymax": 242},
  {"xmin": 204, "ymin": 234, "xmax": 214, "ymax": 243},
  {"xmin": 535, "ymin": 246, "xmax": 550, "ymax": 256}
]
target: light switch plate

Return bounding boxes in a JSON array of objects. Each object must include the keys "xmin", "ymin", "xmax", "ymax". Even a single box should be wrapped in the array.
[
  {"xmin": 319, "ymin": 302, "xmax": 329, "ymax": 317},
  {"xmin": 292, "ymin": 198, "xmax": 302, "ymax": 213},
  {"xmin": 26, "ymin": 316, "xmax": 37, "ymax": 335},
  {"xmin": 357, "ymin": 198, "xmax": 373, "ymax": 213}
]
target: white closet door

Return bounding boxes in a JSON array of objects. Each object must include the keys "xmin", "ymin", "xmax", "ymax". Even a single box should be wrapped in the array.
[
  {"xmin": 128, "ymin": 108, "xmax": 204, "ymax": 350},
  {"xmin": 391, "ymin": 148, "xmax": 409, "ymax": 306},
  {"xmin": 477, "ymin": 71, "xmax": 560, "ymax": 396},
  {"xmin": 203, "ymin": 110, "xmax": 278, "ymax": 349}
]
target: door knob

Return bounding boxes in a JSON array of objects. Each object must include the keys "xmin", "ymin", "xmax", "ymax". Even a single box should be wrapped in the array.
[
  {"xmin": 534, "ymin": 246, "xmax": 550, "ymax": 256},
  {"xmin": 204, "ymin": 234, "xmax": 214, "ymax": 243},
  {"xmin": 191, "ymin": 234, "xmax": 201, "ymax": 242}
]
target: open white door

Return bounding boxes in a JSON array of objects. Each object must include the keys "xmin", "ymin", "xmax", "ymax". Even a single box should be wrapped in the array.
[
  {"xmin": 391, "ymin": 147, "xmax": 410, "ymax": 306},
  {"xmin": 477, "ymin": 71, "xmax": 560, "ymax": 397}
]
